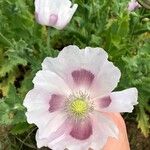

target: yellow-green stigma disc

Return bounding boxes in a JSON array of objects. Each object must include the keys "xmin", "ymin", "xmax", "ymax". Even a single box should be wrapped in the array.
[{"xmin": 70, "ymin": 99, "xmax": 88, "ymax": 117}]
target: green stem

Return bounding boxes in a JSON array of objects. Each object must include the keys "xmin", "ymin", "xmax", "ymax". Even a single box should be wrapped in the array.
[{"xmin": 47, "ymin": 27, "xmax": 51, "ymax": 50}]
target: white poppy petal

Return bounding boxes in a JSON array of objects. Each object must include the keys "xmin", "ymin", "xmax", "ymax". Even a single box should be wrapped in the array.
[
  {"xmin": 36, "ymin": 118, "xmax": 73, "ymax": 149},
  {"xmin": 54, "ymin": 4, "xmax": 78, "ymax": 30},
  {"xmin": 23, "ymin": 88, "xmax": 66, "ymax": 127},
  {"xmin": 49, "ymin": 133, "xmax": 91, "ymax": 150},
  {"xmin": 90, "ymin": 61, "xmax": 121, "ymax": 98},
  {"xmin": 23, "ymin": 88, "xmax": 50, "ymax": 112},
  {"xmin": 90, "ymin": 112, "xmax": 119, "ymax": 149},
  {"xmin": 36, "ymin": 112, "xmax": 118, "ymax": 150},
  {"xmin": 42, "ymin": 45, "xmax": 108, "ymax": 76},
  {"xmin": 33, "ymin": 70, "xmax": 71, "ymax": 95},
  {"xmin": 83, "ymin": 47, "xmax": 108, "ymax": 72},
  {"xmin": 96, "ymin": 88, "xmax": 138, "ymax": 112},
  {"xmin": 25, "ymin": 110, "xmax": 57, "ymax": 128},
  {"xmin": 42, "ymin": 45, "xmax": 83, "ymax": 91},
  {"xmin": 42, "ymin": 57, "xmax": 59, "ymax": 71},
  {"xmin": 39, "ymin": 112, "xmax": 67, "ymax": 139},
  {"xmin": 42, "ymin": 45, "xmax": 109, "ymax": 91},
  {"xmin": 36, "ymin": 122, "xmax": 71, "ymax": 149},
  {"xmin": 42, "ymin": 45, "xmax": 81, "ymax": 75},
  {"xmin": 24, "ymin": 89, "xmax": 62, "ymax": 128},
  {"xmin": 36, "ymin": 130, "xmax": 48, "ymax": 148},
  {"xmin": 59, "ymin": 46, "xmax": 119, "ymax": 93},
  {"xmin": 58, "ymin": 46, "xmax": 108, "ymax": 75}
]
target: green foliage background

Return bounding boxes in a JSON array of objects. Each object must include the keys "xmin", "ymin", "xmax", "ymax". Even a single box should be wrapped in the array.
[{"xmin": 0, "ymin": 0, "xmax": 149, "ymax": 149}]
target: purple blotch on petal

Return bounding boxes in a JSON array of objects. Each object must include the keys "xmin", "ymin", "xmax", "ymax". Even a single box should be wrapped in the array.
[
  {"xmin": 49, "ymin": 14, "xmax": 58, "ymax": 25},
  {"xmin": 70, "ymin": 120, "xmax": 92, "ymax": 140},
  {"xmin": 99, "ymin": 96, "xmax": 111, "ymax": 108},
  {"xmin": 71, "ymin": 69, "xmax": 95, "ymax": 86},
  {"xmin": 49, "ymin": 94, "xmax": 64, "ymax": 112}
]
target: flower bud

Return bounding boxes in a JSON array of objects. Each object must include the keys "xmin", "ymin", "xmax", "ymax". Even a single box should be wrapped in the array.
[{"xmin": 35, "ymin": 0, "xmax": 78, "ymax": 29}]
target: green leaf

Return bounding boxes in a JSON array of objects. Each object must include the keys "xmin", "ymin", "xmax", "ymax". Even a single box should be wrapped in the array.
[
  {"xmin": 10, "ymin": 122, "xmax": 32, "ymax": 135},
  {"xmin": 0, "ymin": 40, "xmax": 29, "ymax": 77},
  {"xmin": 137, "ymin": 106, "xmax": 150, "ymax": 137},
  {"xmin": 0, "ymin": 85, "xmax": 26, "ymax": 125}
]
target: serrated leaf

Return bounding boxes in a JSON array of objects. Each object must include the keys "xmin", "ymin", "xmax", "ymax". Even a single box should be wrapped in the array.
[
  {"xmin": 0, "ymin": 85, "xmax": 26, "ymax": 125},
  {"xmin": 0, "ymin": 40, "xmax": 29, "ymax": 77},
  {"xmin": 137, "ymin": 106, "xmax": 150, "ymax": 137}
]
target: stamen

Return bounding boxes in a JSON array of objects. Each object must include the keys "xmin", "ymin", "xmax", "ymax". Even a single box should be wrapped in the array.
[{"xmin": 65, "ymin": 92, "xmax": 94, "ymax": 120}]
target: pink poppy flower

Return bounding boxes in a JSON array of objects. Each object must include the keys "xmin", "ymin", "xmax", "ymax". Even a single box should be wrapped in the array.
[
  {"xmin": 35, "ymin": 0, "xmax": 78, "ymax": 29},
  {"xmin": 128, "ymin": 0, "xmax": 141, "ymax": 11},
  {"xmin": 23, "ymin": 45, "xmax": 138, "ymax": 150}
]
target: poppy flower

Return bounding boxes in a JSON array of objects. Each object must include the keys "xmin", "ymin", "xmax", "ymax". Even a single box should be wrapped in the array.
[{"xmin": 23, "ymin": 45, "xmax": 138, "ymax": 150}]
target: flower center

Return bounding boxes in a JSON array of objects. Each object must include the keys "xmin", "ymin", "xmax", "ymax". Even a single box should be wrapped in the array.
[
  {"xmin": 65, "ymin": 92, "xmax": 94, "ymax": 120},
  {"xmin": 70, "ymin": 99, "xmax": 88, "ymax": 117}
]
